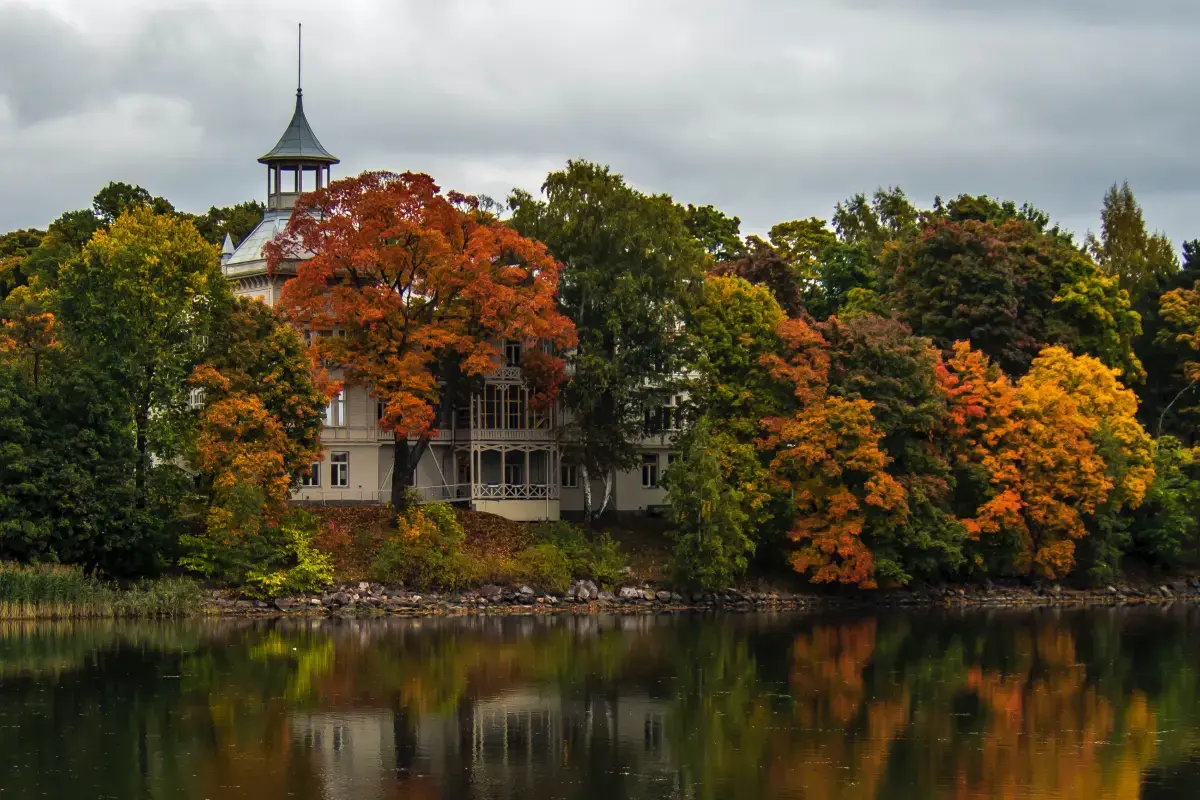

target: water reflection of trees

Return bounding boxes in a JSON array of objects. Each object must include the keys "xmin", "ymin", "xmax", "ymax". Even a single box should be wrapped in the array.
[{"xmin": 1, "ymin": 610, "xmax": 1200, "ymax": 799}]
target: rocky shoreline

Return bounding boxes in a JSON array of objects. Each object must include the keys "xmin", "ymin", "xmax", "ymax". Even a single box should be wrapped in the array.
[{"xmin": 205, "ymin": 576, "xmax": 1200, "ymax": 617}]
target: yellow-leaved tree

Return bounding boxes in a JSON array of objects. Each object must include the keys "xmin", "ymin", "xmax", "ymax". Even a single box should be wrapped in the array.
[{"xmin": 940, "ymin": 343, "xmax": 1154, "ymax": 578}]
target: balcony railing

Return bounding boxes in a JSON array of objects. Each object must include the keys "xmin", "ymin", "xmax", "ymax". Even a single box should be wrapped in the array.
[{"xmin": 473, "ymin": 483, "xmax": 557, "ymax": 500}]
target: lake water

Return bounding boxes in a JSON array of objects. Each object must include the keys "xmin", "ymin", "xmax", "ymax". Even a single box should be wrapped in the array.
[{"xmin": 2, "ymin": 609, "xmax": 1200, "ymax": 799}]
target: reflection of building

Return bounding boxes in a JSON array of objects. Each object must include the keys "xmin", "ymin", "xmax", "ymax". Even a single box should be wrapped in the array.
[
  {"xmin": 291, "ymin": 712, "xmax": 396, "ymax": 800},
  {"xmin": 222, "ymin": 79, "xmax": 678, "ymax": 520},
  {"xmin": 289, "ymin": 692, "xmax": 676, "ymax": 796}
]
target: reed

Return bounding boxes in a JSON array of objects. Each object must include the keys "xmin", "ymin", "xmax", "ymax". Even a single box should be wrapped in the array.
[{"xmin": 0, "ymin": 562, "xmax": 205, "ymax": 620}]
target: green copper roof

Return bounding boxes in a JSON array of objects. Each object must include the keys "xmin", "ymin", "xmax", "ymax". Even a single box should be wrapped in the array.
[{"xmin": 258, "ymin": 91, "xmax": 339, "ymax": 164}]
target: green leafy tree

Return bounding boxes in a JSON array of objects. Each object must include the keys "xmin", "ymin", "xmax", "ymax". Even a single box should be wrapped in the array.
[
  {"xmin": 92, "ymin": 181, "xmax": 175, "ymax": 224},
  {"xmin": 0, "ymin": 290, "xmax": 153, "ymax": 574},
  {"xmin": 683, "ymin": 203, "xmax": 744, "ymax": 262},
  {"xmin": 186, "ymin": 201, "xmax": 266, "ymax": 248},
  {"xmin": 1086, "ymin": 182, "xmax": 1178, "ymax": 303},
  {"xmin": 57, "ymin": 208, "xmax": 230, "ymax": 508},
  {"xmin": 883, "ymin": 216, "xmax": 1142, "ymax": 379},
  {"xmin": 684, "ymin": 275, "xmax": 787, "ymax": 434},
  {"xmin": 832, "ymin": 186, "xmax": 919, "ymax": 256},
  {"xmin": 936, "ymin": 193, "xmax": 1066, "ymax": 238},
  {"xmin": 768, "ymin": 217, "xmax": 838, "ymax": 273},
  {"xmin": 664, "ymin": 415, "xmax": 768, "ymax": 588},
  {"xmin": 1126, "ymin": 437, "xmax": 1200, "ymax": 566},
  {"xmin": 669, "ymin": 275, "xmax": 790, "ymax": 585},
  {"xmin": 509, "ymin": 161, "xmax": 704, "ymax": 517},
  {"xmin": 804, "ymin": 240, "xmax": 877, "ymax": 321}
]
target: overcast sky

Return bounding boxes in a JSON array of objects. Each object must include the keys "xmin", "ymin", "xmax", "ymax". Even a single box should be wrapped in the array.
[{"xmin": 2, "ymin": 0, "xmax": 1198, "ymax": 246}]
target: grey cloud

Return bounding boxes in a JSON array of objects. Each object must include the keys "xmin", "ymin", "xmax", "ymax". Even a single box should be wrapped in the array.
[{"xmin": 1, "ymin": 0, "xmax": 1199, "ymax": 248}]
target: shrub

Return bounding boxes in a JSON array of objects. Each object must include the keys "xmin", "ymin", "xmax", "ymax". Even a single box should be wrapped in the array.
[
  {"xmin": 533, "ymin": 520, "xmax": 627, "ymax": 587},
  {"xmin": 243, "ymin": 512, "xmax": 335, "ymax": 597},
  {"xmin": 510, "ymin": 543, "xmax": 572, "ymax": 593},
  {"xmin": 180, "ymin": 507, "xmax": 333, "ymax": 597},
  {"xmin": 372, "ymin": 503, "xmax": 477, "ymax": 591}
]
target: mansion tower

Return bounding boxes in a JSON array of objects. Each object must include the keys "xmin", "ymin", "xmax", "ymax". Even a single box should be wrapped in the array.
[{"xmin": 222, "ymin": 85, "xmax": 676, "ymax": 521}]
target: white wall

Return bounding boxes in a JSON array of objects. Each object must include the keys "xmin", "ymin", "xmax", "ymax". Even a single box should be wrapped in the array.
[{"xmin": 474, "ymin": 498, "xmax": 560, "ymax": 521}]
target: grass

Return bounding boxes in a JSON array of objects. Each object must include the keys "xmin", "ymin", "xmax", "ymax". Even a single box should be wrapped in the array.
[{"xmin": 0, "ymin": 562, "xmax": 206, "ymax": 620}]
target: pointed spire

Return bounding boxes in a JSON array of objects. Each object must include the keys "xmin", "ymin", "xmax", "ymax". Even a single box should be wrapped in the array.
[
  {"xmin": 220, "ymin": 232, "xmax": 236, "ymax": 265},
  {"xmin": 258, "ymin": 22, "xmax": 338, "ymax": 165},
  {"xmin": 257, "ymin": 94, "xmax": 339, "ymax": 164}
]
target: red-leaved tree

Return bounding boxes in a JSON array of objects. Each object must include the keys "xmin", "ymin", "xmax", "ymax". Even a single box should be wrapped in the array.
[{"xmin": 267, "ymin": 171, "xmax": 576, "ymax": 509}]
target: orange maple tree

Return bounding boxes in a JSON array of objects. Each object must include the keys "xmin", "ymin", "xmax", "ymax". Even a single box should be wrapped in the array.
[
  {"xmin": 186, "ymin": 298, "xmax": 327, "ymax": 543},
  {"xmin": 760, "ymin": 318, "xmax": 908, "ymax": 588},
  {"xmin": 267, "ymin": 171, "xmax": 576, "ymax": 508},
  {"xmin": 939, "ymin": 342, "xmax": 1154, "ymax": 578}
]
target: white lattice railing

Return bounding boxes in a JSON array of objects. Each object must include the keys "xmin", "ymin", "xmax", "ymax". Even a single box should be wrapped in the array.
[
  {"xmin": 473, "ymin": 483, "xmax": 557, "ymax": 500},
  {"xmin": 487, "ymin": 367, "xmax": 525, "ymax": 382}
]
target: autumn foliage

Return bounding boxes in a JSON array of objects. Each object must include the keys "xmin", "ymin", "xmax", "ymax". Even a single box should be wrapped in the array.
[
  {"xmin": 267, "ymin": 171, "xmax": 575, "ymax": 505},
  {"xmin": 940, "ymin": 344, "xmax": 1153, "ymax": 578},
  {"xmin": 758, "ymin": 316, "xmax": 1156, "ymax": 587},
  {"xmin": 761, "ymin": 318, "xmax": 908, "ymax": 588}
]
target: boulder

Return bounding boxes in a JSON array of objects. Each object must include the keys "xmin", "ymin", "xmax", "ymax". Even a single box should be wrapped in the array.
[
  {"xmin": 655, "ymin": 591, "xmax": 671, "ymax": 602},
  {"xmin": 577, "ymin": 586, "xmax": 592, "ymax": 601},
  {"xmin": 518, "ymin": 585, "xmax": 535, "ymax": 597},
  {"xmin": 618, "ymin": 586, "xmax": 642, "ymax": 600}
]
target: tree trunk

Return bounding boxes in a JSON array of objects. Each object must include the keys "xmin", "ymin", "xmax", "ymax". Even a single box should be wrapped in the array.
[
  {"xmin": 134, "ymin": 368, "xmax": 153, "ymax": 509},
  {"xmin": 1158, "ymin": 378, "xmax": 1198, "ymax": 437},
  {"xmin": 391, "ymin": 435, "xmax": 431, "ymax": 513},
  {"xmin": 134, "ymin": 410, "xmax": 149, "ymax": 509},
  {"xmin": 597, "ymin": 471, "xmax": 613, "ymax": 519},
  {"xmin": 581, "ymin": 464, "xmax": 593, "ymax": 520}
]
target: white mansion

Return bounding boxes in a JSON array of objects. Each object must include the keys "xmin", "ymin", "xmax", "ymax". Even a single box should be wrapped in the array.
[{"xmin": 221, "ymin": 86, "xmax": 678, "ymax": 521}]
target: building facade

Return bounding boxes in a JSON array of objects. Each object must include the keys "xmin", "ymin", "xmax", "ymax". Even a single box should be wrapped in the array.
[{"xmin": 223, "ymin": 86, "xmax": 677, "ymax": 521}]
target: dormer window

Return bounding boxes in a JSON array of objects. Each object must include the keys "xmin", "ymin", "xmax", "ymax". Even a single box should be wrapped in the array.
[{"xmin": 504, "ymin": 340, "xmax": 522, "ymax": 368}]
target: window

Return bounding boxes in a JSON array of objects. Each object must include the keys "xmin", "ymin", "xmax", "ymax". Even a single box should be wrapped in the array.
[
  {"xmin": 505, "ymin": 460, "xmax": 524, "ymax": 487},
  {"xmin": 331, "ymin": 452, "xmax": 349, "ymax": 487},
  {"xmin": 506, "ymin": 389, "xmax": 526, "ymax": 430},
  {"xmin": 666, "ymin": 453, "xmax": 679, "ymax": 468},
  {"xmin": 325, "ymin": 390, "xmax": 345, "ymax": 427},
  {"xmin": 504, "ymin": 339, "xmax": 522, "ymax": 368},
  {"xmin": 484, "ymin": 385, "xmax": 501, "ymax": 429},
  {"xmin": 641, "ymin": 454, "xmax": 659, "ymax": 488},
  {"xmin": 644, "ymin": 397, "xmax": 682, "ymax": 435},
  {"xmin": 301, "ymin": 462, "xmax": 320, "ymax": 487},
  {"xmin": 561, "ymin": 464, "xmax": 578, "ymax": 489},
  {"xmin": 376, "ymin": 399, "xmax": 384, "ymax": 422},
  {"xmin": 188, "ymin": 387, "xmax": 206, "ymax": 410}
]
